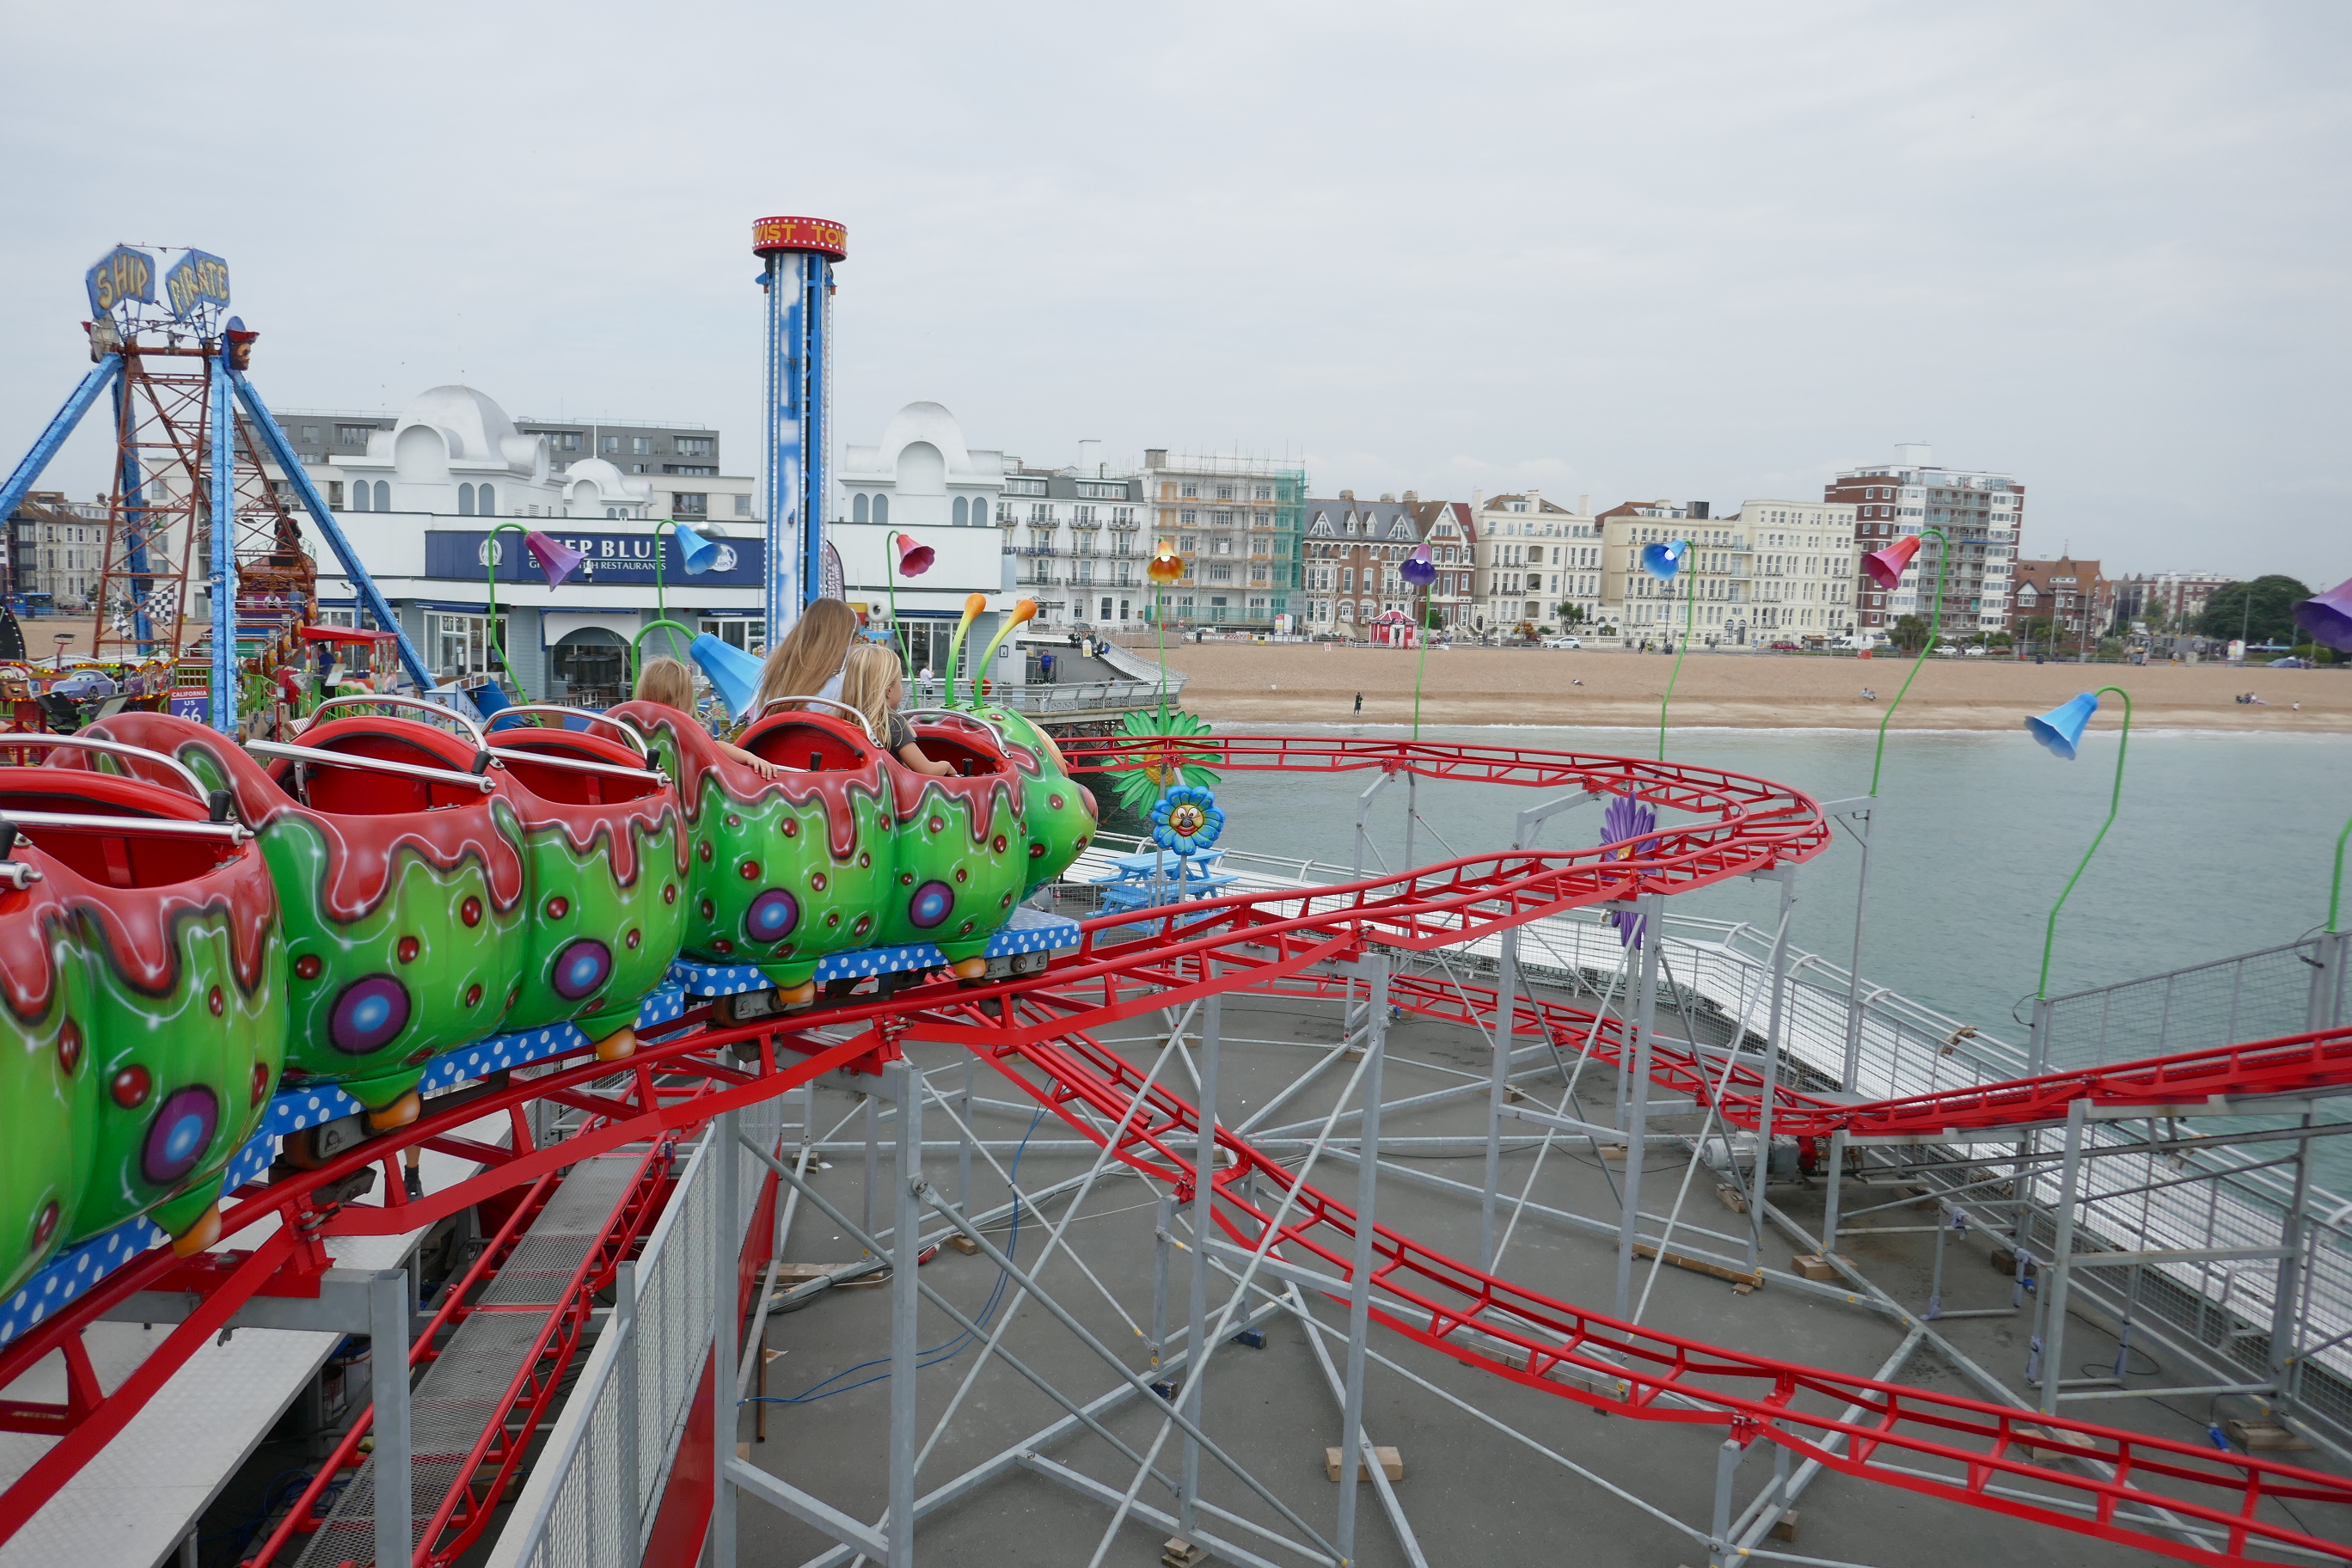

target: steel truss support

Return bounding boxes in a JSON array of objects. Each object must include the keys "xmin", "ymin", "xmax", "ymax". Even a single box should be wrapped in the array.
[
  {"xmin": 1614, "ymin": 893, "xmax": 1664, "ymax": 1322},
  {"xmin": 0, "ymin": 357, "xmax": 120, "ymax": 528}
]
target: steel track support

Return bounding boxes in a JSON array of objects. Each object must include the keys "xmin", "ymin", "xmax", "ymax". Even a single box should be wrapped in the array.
[
  {"xmin": 1614, "ymin": 893, "xmax": 1663, "ymax": 1324},
  {"xmin": 888, "ymin": 1061, "xmax": 922, "ymax": 1568},
  {"xmin": 1752, "ymin": 869, "xmax": 1795, "ymax": 1270},
  {"xmin": 363, "ymin": 1271, "xmax": 413, "ymax": 1568},
  {"xmin": 2269, "ymin": 1112, "xmax": 2316, "ymax": 1409},
  {"xmin": 2036, "ymin": 1099, "xmax": 2088, "ymax": 1415},
  {"xmin": 1479, "ymin": 923, "xmax": 1518, "ymax": 1271},
  {"xmin": 711, "ymin": 1106, "xmax": 742, "ymax": 1565},
  {"xmin": 1706, "ymin": 1436, "xmax": 1747, "ymax": 1568},
  {"xmin": 1180, "ymin": 985, "xmax": 1221, "ymax": 1539},
  {"xmin": 1822, "ymin": 1126, "xmax": 1848, "ymax": 1259},
  {"xmin": 1337, "ymin": 953, "xmax": 1387, "ymax": 1564}
]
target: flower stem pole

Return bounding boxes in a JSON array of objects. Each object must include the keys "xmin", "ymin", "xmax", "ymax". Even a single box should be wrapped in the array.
[
  {"xmin": 1869, "ymin": 527, "xmax": 1950, "ymax": 796},
  {"xmin": 482, "ymin": 522, "xmax": 530, "ymax": 702},
  {"xmin": 1412, "ymin": 590, "xmax": 1430, "ymax": 740},
  {"xmin": 1657, "ymin": 551, "xmax": 1697, "ymax": 762},
  {"xmin": 884, "ymin": 530, "xmax": 909, "ymax": 672},
  {"xmin": 2038, "ymin": 686, "xmax": 2133, "ymax": 1000},
  {"xmin": 2330, "ymin": 807, "xmax": 2351, "ymax": 934}
]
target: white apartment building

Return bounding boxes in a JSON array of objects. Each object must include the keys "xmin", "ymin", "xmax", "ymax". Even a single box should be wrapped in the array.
[
  {"xmin": 998, "ymin": 439, "xmax": 1148, "ymax": 631},
  {"xmin": 1825, "ymin": 444, "xmax": 2021, "ymax": 634},
  {"xmin": 1469, "ymin": 491, "xmax": 1601, "ymax": 634},
  {"xmin": 1599, "ymin": 498, "xmax": 1858, "ymax": 646}
]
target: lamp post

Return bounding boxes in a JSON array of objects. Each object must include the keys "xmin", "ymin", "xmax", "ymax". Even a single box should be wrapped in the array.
[{"xmin": 2026, "ymin": 685, "xmax": 2133, "ymax": 1001}]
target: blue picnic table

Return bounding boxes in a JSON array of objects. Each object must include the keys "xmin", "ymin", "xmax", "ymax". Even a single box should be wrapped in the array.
[{"xmin": 1091, "ymin": 848, "xmax": 1237, "ymax": 912}]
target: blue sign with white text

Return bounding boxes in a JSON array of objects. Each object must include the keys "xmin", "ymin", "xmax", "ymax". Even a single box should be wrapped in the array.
[
  {"xmin": 162, "ymin": 249, "xmax": 232, "ymax": 319},
  {"xmin": 85, "ymin": 246, "xmax": 156, "ymax": 316},
  {"xmin": 425, "ymin": 530, "xmax": 764, "ymax": 587}
]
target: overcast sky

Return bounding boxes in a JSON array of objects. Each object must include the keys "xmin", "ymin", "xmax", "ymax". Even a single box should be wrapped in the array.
[{"xmin": 3, "ymin": 1, "xmax": 2343, "ymax": 582}]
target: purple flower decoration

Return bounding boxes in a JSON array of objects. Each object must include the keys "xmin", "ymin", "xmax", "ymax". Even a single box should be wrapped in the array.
[
  {"xmin": 2294, "ymin": 575, "xmax": 2352, "ymax": 652},
  {"xmin": 1599, "ymin": 792, "xmax": 1658, "ymax": 946},
  {"xmin": 1400, "ymin": 542, "xmax": 1436, "ymax": 588}
]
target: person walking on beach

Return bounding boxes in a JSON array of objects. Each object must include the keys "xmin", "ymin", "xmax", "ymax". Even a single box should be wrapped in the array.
[{"xmin": 1354, "ymin": 692, "xmax": 1363, "ymax": 714}]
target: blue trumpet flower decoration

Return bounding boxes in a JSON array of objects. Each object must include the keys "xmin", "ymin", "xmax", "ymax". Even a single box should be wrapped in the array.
[
  {"xmin": 2025, "ymin": 692, "xmax": 2100, "ymax": 761},
  {"xmin": 1151, "ymin": 784, "xmax": 1225, "ymax": 858},
  {"xmin": 1400, "ymin": 541, "xmax": 1436, "ymax": 588},
  {"xmin": 1599, "ymin": 792, "xmax": 1659, "ymax": 946},
  {"xmin": 1639, "ymin": 540, "xmax": 1688, "ymax": 582}
]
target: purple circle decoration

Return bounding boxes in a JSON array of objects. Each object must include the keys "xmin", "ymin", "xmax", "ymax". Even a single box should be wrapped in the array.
[
  {"xmin": 142, "ymin": 1086, "xmax": 219, "ymax": 1186},
  {"xmin": 908, "ymin": 879, "xmax": 954, "ymax": 930},
  {"xmin": 329, "ymin": 975, "xmax": 411, "ymax": 1056},
  {"xmin": 745, "ymin": 888, "xmax": 800, "ymax": 944},
  {"xmin": 553, "ymin": 938, "xmax": 614, "ymax": 1001}
]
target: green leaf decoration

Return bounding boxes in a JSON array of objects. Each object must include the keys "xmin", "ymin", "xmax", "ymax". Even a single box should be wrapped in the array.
[{"xmin": 1104, "ymin": 707, "xmax": 1221, "ymax": 814}]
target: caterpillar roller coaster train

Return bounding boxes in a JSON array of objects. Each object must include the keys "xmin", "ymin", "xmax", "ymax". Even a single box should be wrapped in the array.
[{"xmin": 1, "ymin": 226, "xmax": 2348, "ymax": 1568}]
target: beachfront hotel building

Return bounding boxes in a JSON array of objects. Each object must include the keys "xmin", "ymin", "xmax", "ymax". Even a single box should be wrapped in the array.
[
  {"xmin": 2009, "ymin": 555, "xmax": 2112, "ymax": 646},
  {"xmin": 1823, "ymin": 444, "xmax": 2021, "ymax": 636},
  {"xmin": 1596, "ymin": 498, "xmax": 1858, "ymax": 646},
  {"xmin": 995, "ymin": 442, "xmax": 1146, "ymax": 634},
  {"xmin": 1138, "ymin": 450, "xmax": 1306, "ymax": 631},
  {"xmin": 2113, "ymin": 570, "xmax": 2233, "ymax": 632},
  {"xmin": 1468, "ymin": 490, "xmax": 1601, "ymax": 636},
  {"xmin": 1298, "ymin": 492, "xmax": 1473, "ymax": 634}
]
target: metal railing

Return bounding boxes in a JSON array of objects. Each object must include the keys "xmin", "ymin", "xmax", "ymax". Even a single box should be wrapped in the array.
[
  {"xmin": 2031, "ymin": 935, "xmax": 2344, "ymax": 1071},
  {"xmin": 491, "ymin": 1092, "xmax": 782, "ymax": 1568}
]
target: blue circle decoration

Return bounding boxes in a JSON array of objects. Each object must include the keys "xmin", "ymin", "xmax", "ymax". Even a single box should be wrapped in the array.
[
  {"xmin": 553, "ymin": 938, "xmax": 614, "ymax": 1001},
  {"xmin": 142, "ymin": 1087, "xmax": 218, "ymax": 1186},
  {"xmin": 329, "ymin": 975, "xmax": 411, "ymax": 1056},
  {"xmin": 908, "ymin": 880, "xmax": 954, "ymax": 929},
  {"xmin": 745, "ymin": 888, "xmax": 800, "ymax": 944}
]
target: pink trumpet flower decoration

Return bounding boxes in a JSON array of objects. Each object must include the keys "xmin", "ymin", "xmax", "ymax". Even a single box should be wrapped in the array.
[
  {"xmin": 523, "ymin": 530, "xmax": 584, "ymax": 590},
  {"xmin": 1861, "ymin": 534, "xmax": 1922, "ymax": 591}
]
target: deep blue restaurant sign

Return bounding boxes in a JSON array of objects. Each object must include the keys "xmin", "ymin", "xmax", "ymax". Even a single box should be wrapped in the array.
[{"xmin": 425, "ymin": 530, "xmax": 765, "ymax": 587}]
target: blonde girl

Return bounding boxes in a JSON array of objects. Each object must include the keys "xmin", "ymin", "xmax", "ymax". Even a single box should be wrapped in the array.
[
  {"xmin": 840, "ymin": 643, "xmax": 951, "ymax": 775},
  {"xmin": 751, "ymin": 597, "xmax": 860, "ymax": 718},
  {"xmin": 634, "ymin": 656, "xmax": 781, "ymax": 780}
]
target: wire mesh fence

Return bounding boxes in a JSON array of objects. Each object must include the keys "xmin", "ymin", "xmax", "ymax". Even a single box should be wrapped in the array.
[{"xmin": 2037, "ymin": 939, "xmax": 2330, "ymax": 1072}]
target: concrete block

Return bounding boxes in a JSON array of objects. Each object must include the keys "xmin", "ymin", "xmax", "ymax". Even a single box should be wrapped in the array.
[{"xmin": 1324, "ymin": 1445, "xmax": 1405, "ymax": 1482}]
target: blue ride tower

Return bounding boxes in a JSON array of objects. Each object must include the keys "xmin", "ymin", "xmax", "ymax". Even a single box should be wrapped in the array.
[{"xmin": 752, "ymin": 216, "xmax": 848, "ymax": 641}]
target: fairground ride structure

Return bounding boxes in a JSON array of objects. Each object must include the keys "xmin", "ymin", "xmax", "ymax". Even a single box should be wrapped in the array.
[{"xmin": 0, "ymin": 736, "xmax": 2346, "ymax": 1567}]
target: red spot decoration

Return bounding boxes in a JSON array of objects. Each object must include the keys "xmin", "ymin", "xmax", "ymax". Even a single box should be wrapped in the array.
[{"xmin": 112, "ymin": 1064, "xmax": 151, "ymax": 1107}]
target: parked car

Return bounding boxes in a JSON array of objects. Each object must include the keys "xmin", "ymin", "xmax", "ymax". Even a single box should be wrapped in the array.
[
  {"xmin": 1963, "ymin": 646, "xmax": 1988, "ymax": 657},
  {"xmin": 1540, "ymin": 635, "xmax": 1583, "ymax": 649},
  {"xmin": 1767, "ymin": 640, "xmax": 1801, "ymax": 652}
]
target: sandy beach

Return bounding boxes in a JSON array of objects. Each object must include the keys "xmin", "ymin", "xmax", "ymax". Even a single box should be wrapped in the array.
[{"xmin": 1129, "ymin": 640, "xmax": 2350, "ymax": 732}]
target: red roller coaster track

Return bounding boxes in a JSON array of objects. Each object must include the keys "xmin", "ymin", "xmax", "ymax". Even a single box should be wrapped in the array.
[{"xmin": 1, "ymin": 735, "xmax": 2346, "ymax": 1563}]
